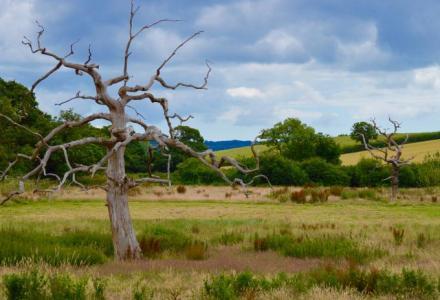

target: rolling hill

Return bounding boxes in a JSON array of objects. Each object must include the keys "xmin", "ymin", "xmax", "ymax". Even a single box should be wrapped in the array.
[{"xmin": 214, "ymin": 138, "xmax": 440, "ymax": 166}]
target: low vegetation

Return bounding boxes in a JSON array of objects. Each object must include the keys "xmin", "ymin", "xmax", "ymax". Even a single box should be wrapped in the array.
[{"xmin": 0, "ymin": 193, "xmax": 438, "ymax": 298}]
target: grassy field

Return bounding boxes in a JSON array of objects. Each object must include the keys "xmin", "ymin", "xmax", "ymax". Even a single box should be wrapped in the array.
[
  {"xmin": 340, "ymin": 139, "xmax": 440, "ymax": 165},
  {"xmin": 0, "ymin": 186, "xmax": 439, "ymax": 299},
  {"xmin": 215, "ymin": 139, "xmax": 440, "ymax": 166}
]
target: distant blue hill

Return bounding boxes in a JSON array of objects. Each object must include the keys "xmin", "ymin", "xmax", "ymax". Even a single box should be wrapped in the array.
[{"xmin": 205, "ymin": 140, "xmax": 252, "ymax": 151}]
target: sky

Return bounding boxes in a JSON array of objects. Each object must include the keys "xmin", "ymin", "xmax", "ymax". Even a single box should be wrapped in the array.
[{"xmin": 1, "ymin": 0, "xmax": 439, "ymax": 140}]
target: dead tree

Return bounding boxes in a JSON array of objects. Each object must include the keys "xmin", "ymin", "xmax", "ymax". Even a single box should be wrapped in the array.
[
  {"xmin": 361, "ymin": 118, "xmax": 414, "ymax": 201},
  {"xmin": 0, "ymin": 1, "xmax": 268, "ymax": 260}
]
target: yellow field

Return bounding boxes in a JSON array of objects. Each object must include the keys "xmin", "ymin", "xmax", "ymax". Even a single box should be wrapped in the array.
[
  {"xmin": 215, "ymin": 139, "xmax": 440, "ymax": 166},
  {"xmin": 340, "ymin": 139, "xmax": 440, "ymax": 165},
  {"xmin": 215, "ymin": 144, "xmax": 267, "ymax": 158}
]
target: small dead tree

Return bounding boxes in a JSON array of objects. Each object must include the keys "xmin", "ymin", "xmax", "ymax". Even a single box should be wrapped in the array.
[
  {"xmin": 0, "ymin": 1, "xmax": 268, "ymax": 260},
  {"xmin": 361, "ymin": 118, "xmax": 414, "ymax": 201}
]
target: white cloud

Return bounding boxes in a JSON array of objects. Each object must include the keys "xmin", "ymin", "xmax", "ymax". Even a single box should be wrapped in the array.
[
  {"xmin": 273, "ymin": 107, "xmax": 323, "ymax": 121},
  {"xmin": 413, "ymin": 65, "xmax": 440, "ymax": 89},
  {"xmin": 254, "ymin": 29, "xmax": 305, "ymax": 58},
  {"xmin": 0, "ymin": 0, "xmax": 69, "ymax": 64},
  {"xmin": 336, "ymin": 23, "xmax": 389, "ymax": 68},
  {"xmin": 196, "ymin": 0, "xmax": 281, "ymax": 30},
  {"xmin": 226, "ymin": 87, "xmax": 265, "ymax": 98}
]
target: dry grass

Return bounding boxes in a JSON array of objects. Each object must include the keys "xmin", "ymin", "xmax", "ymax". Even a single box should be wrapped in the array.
[{"xmin": 0, "ymin": 185, "xmax": 439, "ymax": 299}]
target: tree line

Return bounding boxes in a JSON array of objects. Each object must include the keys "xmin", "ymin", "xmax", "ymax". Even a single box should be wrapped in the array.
[{"xmin": 1, "ymin": 77, "xmax": 439, "ymax": 189}]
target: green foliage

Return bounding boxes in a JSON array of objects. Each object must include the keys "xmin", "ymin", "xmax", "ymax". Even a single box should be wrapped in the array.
[
  {"xmin": 415, "ymin": 152, "xmax": 440, "ymax": 187},
  {"xmin": 301, "ymin": 158, "xmax": 350, "ymax": 186},
  {"xmin": 152, "ymin": 125, "xmax": 207, "ymax": 172},
  {"xmin": 352, "ymin": 158, "xmax": 389, "ymax": 187},
  {"xmin": 175, "ymin": 158, "xmax": 223, "ymax": 185},
  {"xmin": 0, "ymin": 78, "xmax": 53, "ymax": 173},
  {"xmin": 350, "ymin": 121, "xmax": 378, "ymax": 144},
  {"xmin": 0, "ymin": 228, "xmax": 109, "ymax": 266},
  {"xmin": 204, "ymin": 268, "xmax": 439, "ymax": 299},
  {"xmin": 139, "ymin": 225, "xmax": 191, "ymax": 257},
  {"xmin": 3, "ymin": 270, "xmax": 48, "ymax": 300},
  {"xmin": 3, "ymin": 269, "xmax": 96, "ymax": 300},
  {"xmin": 259, "ymin": 118, "xmax": 340, "ymax": 163},
  {"xmin": 253, "ymin": 153, "xmax": 308, "ymax": 186}
]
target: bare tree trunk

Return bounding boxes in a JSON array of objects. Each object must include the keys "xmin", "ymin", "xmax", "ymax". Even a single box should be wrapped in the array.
[
  {"xmin": 391, "ymin": 165, "xmax": 399, "ymax": 201},
  {"xmin": 106, "ymin": 110, "xmax": 141, "ymax": 260}
]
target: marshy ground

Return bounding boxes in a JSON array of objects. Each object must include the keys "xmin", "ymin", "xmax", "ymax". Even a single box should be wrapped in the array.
[{"xmin": 0, "ymin": 185, "xmax": 439, "ymax": 299}]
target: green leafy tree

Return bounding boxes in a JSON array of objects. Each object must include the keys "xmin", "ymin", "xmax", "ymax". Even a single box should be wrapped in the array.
[
  {"xmin": 152, "ymin": 125, "xmax": 207, "ymax": 172},
  {"xmin": 350, "ymin": 121, "xmax": 378, "ymax": 144},
  {"xmin": 0, "ymin": 78, "xmax": 53, "ymax": 173},
  {"xmin": 259, "ymin": 118, "xmax": 340, "ymax": 163}
]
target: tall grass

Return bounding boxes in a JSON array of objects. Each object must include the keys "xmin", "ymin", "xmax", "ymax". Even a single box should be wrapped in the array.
[
  {"xmin": 253, "ymin": 233, "xmax": 383, "ymax": 263},
  {"xmin": 0, "ymin": 228, "xmax": 110, "ymax": 266}
]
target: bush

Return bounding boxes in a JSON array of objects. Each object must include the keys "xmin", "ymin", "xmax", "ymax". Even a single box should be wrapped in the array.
[
  {"xmin": 329, "ymin": 186, "xmax": 344, "ymax": 196},
  {"xmin": 358, "ymin": 188, "xmax": 379, "ymax": 200},
  {"xmin": 242, "ymin": 153, "xmax": 308, "ymax": 186},
  {"xmin": 290, "ymin": 189, "xmax": 306, "ymax": 203},
  {"xmin": 308, "ymin": 188, "xmax": 330, "ymax": 203},
  {"xmin": 301, "ymin": 158, "xmax": 350, "ymax": 186},
  {"xmin": 341, "ymin": 189, "xmax": 358, "ymax": 199},
  {"xmin": 203, "ymin": 268, "xmax": 439, "ymax": 299},
  {"xmin": 175, "ymin": 158, "xmax": 224, "ymax": 185},
  {"xmin": 3, "ymin": 270, "xmax": 96, "ymax": 300},
  {"xmin": 139, "ymin": 225, "xmax": 191, "ymax": 257},
  {"xmin": 415, "ymin": 153, "xmax": 440, "ymax": 187},
  {"xmin": 352, "ymin": 158, "xmax": 389, "ymax": 187},
  {"xmin": 176, "ymin": 185, "xmax": 186, "ymax": 194}
]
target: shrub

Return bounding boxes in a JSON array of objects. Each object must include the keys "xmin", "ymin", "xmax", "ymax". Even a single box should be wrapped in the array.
[
  {"xmin": 185, "ymin": 241, "xmax": 208, "ymax": 260},
  {"xmin": 245, "ymin": 153, "xmax": 308, "ymax": 186},
  {"xmin": 3, "ymin": 270, "xmax": 94, "ymax": 300},
  {"xmin": 353, "ymin": 158, "xmax": 389, "ymax": 187},
  {"xmin": 203, "ymin": 267, "xmax": 439, "ymax": 299},
  {"xmin": 49, "ymin": 274, "xmax": 87, "ymax": 300},
  {"xmin": 415, "ymin": 152, "xmax": 440, "ymax": 187},
  {"xmin": 329, "ymin": 186, "xmax": 344, "ymax": 196},
  {"xmin": 3, "ymin": 270, "xmax": 48, "ymax": 300},
  {"xmin": 308, "ymin": 188, "xmax": 330, "ymax": 203},
  {"xmin": 358, "ymin": 188, "xmax": 379, "ymax": 200},
  {"xmin": 341, "ymin": 189, "xmax": 358, "ymax": 199},
  {"xmin": 139, "ymin": 225, "xmax": 191, "ymax": 256},
  {"xmin": 176, "ymin": 185, "xmax": 186, "ymax": 194},
  {"xmin": 175, "ymin": 158, "xmax": 223, "ymax": 185},
  {"xmin": 290, "ymin": 189, "xmax": 306, "ymax": 203},
  {"xmin": 301, "ymin": 158, "xmax": 350, "ymax": 186}
]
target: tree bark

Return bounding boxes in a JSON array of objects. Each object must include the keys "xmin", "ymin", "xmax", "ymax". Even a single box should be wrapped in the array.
[
  {"xmin": 391, "ymin": 165, "xmax": 399, "ymax": 201},
  {"xmin": 106, "ymin": 109, "xmax": 141, "ymax": 260}
]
